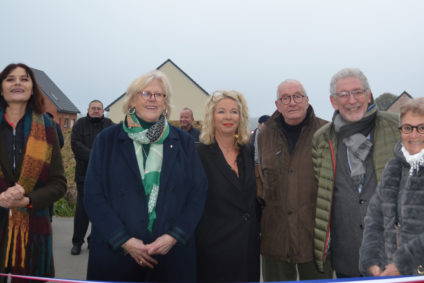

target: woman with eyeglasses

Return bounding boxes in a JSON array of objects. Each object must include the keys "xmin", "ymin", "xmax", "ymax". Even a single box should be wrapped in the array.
[
  {"xmin": 0, "ymin": 63, "xmax": 66, "ymax": 280},
  {"xmin": 195, "ymin": 91, "xmax": 260, "ymax": 282},
  {"xmin": 84, "ymin": 70, "xmax": 208, "ymax": 282},
  {"xmin": 359, "ymin": 97, "xmax": 424, "ymax": 277}
]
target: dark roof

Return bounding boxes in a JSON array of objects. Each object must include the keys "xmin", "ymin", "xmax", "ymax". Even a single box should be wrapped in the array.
[
  {"xmin": 105, "ymin": 59, "xmax": 209, "ymax": 111},
  {"xmin": 385, "ymin": 91, "xmax": 413, "ymax": 110},
  {"xmin": 32, "ymin": 68, "xmax": 80, "ymax": 114}
]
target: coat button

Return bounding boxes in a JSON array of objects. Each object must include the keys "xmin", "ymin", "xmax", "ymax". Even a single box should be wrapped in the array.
[
  {"xmin": 242, "ymin": 213, "xmax": 250, "ymax": 221},
  {"xmin": 359, "ymin": 199, "xmax": 366, "ymax": 204},
  {"xmin": 288, "ymin": 210, "xmax": 293, "ymax": 215},
  {"xmin": 418, "ymin": 265, "xmax": 424, "ymax": 275}
]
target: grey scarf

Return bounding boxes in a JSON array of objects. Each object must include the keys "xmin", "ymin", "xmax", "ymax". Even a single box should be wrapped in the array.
[{"xmin": 333, "ymin": 105, "xmax": 377, "ymax": 190}]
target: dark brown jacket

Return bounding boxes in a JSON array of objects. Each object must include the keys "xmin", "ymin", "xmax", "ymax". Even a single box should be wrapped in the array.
[{"xmin": 258, "ymin": 106, "xmax": 327, "ymax": 263}]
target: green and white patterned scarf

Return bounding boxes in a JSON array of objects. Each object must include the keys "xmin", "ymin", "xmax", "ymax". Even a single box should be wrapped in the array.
[{"xmin": 123, "ymin": 112, "xmax": 170, "ymax": 231}]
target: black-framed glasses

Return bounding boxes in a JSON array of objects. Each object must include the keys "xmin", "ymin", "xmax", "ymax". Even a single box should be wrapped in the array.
[
  {"xmin": 278, "ymin": 94, "xmax": 305, "ymax": 105},
  {"xmin": 334, "ymin": 89, "xmax": 367, "ymax": 101},
  {"xmin": 137, "ymin": 91, "xmax": 166, "ymax": 101},
  {"xmin": 398, "ymin": 124, "xmax": 424, "ymax": 134}
]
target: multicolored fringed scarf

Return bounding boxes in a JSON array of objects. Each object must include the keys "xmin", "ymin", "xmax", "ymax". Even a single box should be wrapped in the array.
[
  {"xmin": 0, "ymin": 109, "xmax": 55, "ymax": 279},
  {"xmin": 123, "ymin": 112, "xmax": 169, "ymax": 232}
]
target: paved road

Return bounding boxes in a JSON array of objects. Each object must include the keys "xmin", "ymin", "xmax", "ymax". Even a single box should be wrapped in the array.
[
  {"xmin": 51, "ymin": 217, "xmax": 265, "ymax": 282},
  {"xmin": 52, "ymin": 216, "xmax": 88, "ymax": 281}
]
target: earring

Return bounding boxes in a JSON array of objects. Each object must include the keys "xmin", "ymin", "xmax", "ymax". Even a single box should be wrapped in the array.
[
  {"xmin": 128, "ymin": 107, "xmax": 135, "ymax": 115},
  {"xmin": 233, "ymin": 132, "xmax": 240, "ymax": 146}
]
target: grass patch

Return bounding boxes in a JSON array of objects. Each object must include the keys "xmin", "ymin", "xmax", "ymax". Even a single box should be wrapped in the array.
[{"xmin": 54, "ymin": 197, "xmax": 75, "ymax": 217}]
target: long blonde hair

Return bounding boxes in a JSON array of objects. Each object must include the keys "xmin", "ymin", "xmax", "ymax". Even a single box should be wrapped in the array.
[{"xmin": 200, "ymin": 90, "xmax": 250, "ymax": 145}]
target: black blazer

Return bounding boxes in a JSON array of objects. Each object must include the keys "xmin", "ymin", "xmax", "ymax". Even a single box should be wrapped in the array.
[{"xmin": 196, "ymin": 142, "xmax": 260, "ymax": 282}]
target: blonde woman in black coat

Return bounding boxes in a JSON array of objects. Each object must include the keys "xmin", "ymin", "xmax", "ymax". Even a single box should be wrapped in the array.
[{"xmin": 196, "ymin": 90, "xmax": 260, "ymax": 282}]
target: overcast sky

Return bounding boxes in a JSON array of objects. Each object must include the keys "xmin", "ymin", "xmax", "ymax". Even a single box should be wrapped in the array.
[{"xmin": 1, "ymin": 0, "xmax": 423, "ymax": 121}]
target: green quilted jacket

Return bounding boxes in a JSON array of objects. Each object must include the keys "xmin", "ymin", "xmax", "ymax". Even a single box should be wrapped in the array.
[{"xmin": 312, "ymin": 110, "xmax": 399, "ymax": 272}]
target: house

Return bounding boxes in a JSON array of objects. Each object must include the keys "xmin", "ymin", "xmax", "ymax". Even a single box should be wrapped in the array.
[
  {"xmin": 385, "ymin": 91, "xmax": 413, "ymax": 113},
  {"xmin": 32, "ymin": 68, "xmax": 80, "ymax": 130},
  {"xmin": 105, "ymin": 59, "xmax": 209, "ymax": 123}
]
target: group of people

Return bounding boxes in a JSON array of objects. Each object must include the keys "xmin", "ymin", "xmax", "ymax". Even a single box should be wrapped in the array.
[
  {"xmin": 79, "ymin": 71, "xmax": 260, "ymax": 282},
  {"xmin": 257, "ymin": 68, "xmax": 424, "ymax": 281},
  {"xmin": 0, "ymin": 62, "xmax": 422, "ymax": 283}
]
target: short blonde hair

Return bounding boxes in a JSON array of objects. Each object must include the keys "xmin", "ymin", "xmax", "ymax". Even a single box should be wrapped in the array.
[
  {"xmin": 400, "ymin": 97, "xmax": 424, "ymax": 122},
  {"xmin": 122, "ymin": 70, "xmax": 172, "ymax": 118},
  {"xmin": 200, "ymin": 90, "xmax": 250, "ymax": 145}
]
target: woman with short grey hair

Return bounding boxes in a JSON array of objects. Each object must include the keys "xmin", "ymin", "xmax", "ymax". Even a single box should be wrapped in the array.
[{"xmin": 359, "ymin": 97, "xmax": 424, "ymax": 276}]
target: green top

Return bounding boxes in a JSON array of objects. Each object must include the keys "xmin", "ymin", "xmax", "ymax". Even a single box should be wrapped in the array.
[{"xmin": 312, "ymin": 110, "xmax": 400, "ymax": 272}]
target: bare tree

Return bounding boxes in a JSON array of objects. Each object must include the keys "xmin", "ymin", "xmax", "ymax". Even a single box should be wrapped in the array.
[{"xmin": 375, "ymin": 92, "xmax": 397, "ymax": 110}]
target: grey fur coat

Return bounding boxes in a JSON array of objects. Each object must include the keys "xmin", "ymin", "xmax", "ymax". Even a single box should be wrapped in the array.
[{"xmin": 359, "ymin": 142, "xmax": 424, "ymax": 276}]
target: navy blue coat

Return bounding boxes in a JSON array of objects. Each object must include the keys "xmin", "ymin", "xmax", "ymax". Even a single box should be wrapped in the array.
[{"xmin": 84, "ymin": 123, "xmax": 208, "ymax": 282}]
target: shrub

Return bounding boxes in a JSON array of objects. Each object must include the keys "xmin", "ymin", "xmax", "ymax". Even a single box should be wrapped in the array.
[
  {"xmin": 55, "ymin": 130, "xmax": 77, "ymax": 217},
  {"xmin": 54, "ymin": 197, "xmax": 75, "ymax": 217}
]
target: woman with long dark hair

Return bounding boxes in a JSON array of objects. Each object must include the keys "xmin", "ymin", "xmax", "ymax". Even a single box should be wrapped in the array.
[{"xmin": 0, "ymin": 63, "xmax": 66, "ymax": 281}]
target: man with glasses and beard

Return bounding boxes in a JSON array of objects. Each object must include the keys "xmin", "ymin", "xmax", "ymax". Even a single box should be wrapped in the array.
[{"xmin": 312, "ymin": 68, "xmax": 399, "ymax": 277}]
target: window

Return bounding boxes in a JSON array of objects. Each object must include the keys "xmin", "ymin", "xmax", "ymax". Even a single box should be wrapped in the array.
[{"xmin": 64, "ymin": 118, "xmax": 68, "ymax": 128}]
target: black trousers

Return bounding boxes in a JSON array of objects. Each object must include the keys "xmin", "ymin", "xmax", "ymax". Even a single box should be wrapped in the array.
[{"xmin": 72, "ymin": 182, "xmax": 90, "ymax": 246}]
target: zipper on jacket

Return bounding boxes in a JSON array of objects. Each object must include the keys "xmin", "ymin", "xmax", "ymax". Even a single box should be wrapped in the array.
[
  {"xmin": 395, "ymin": 221, "xmax": 401, "ymax": 248},
  {"xmin": 10, "ymin": 127, "xmax": 16, "ymax": 217},
  {"xmin": 12, "ymin": 127, "xmax": 16, "ymax": 172}
]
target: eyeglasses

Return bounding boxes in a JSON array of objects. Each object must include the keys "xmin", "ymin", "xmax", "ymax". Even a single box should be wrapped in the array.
[
  {"xmin": 398, "ymin": 124, "xmax": 424, "ymax": 134},
  {"xmin": 334, "ymin": 89, "xmax": 367, "ymax": 101},
  {"xmin": 137, "ymin": 91, "xmax": 166, "ymax": 101},
  {"xmin": 278, "ymin": 94, "xmax": 305, "ymax": 105}
]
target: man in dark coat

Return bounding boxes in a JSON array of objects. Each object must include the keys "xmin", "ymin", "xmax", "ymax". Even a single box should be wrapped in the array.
[
  {"xmin": 249, "ymin": 114, "xmax": 269, "ymax": 197},
  {"xmin": 179, "ymin": 107, "xmax": 200, "ymax": 142},
  {"xmin": 70, "ymin": 100, "xmax": 113, "ymax": 255},
  {"xmin": 258, "ymin": 79, "xmax": 330, "ymax": 281}
]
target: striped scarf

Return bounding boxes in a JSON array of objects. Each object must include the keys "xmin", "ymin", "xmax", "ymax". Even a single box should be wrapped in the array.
[{"xmin": 0, "ymin": 109, "xmax": 55, "ymax": 280}]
